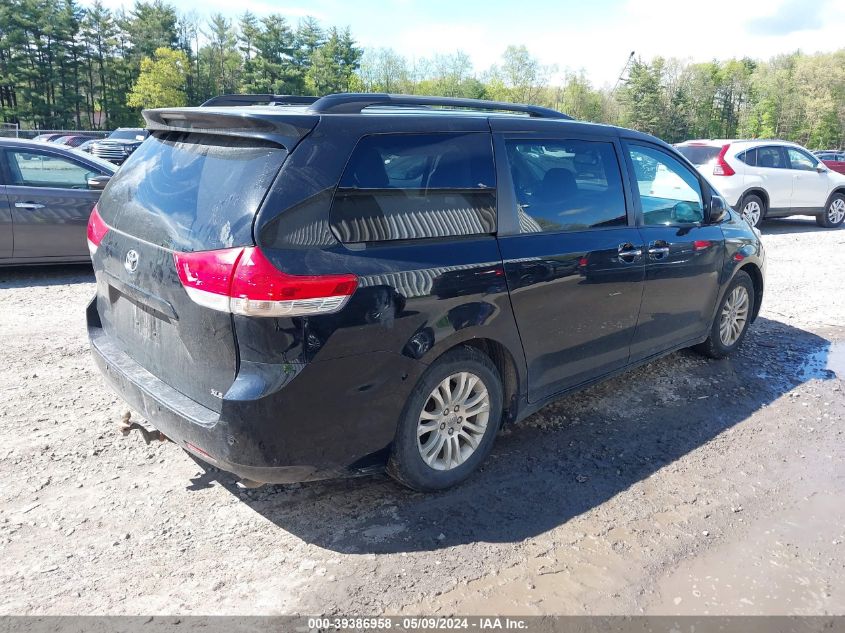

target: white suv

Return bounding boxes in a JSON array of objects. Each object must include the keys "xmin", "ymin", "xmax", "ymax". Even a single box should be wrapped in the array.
[{"xmin": 676, "ymin": 139, "xmax": 845, "ymax": 228}]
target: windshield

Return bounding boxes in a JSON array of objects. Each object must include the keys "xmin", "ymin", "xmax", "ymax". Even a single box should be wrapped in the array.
[
  {"xmin": 108, "ymin": 129, "xmax": 148, "ymax": 141},
  {"xmin": 677, "ymin": 145, "xmax": 722, "ymax": 166}
]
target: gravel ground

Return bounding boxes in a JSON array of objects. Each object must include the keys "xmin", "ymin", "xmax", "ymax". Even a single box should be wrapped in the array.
[{"xmin": 1, "ymin": 217, "xmax": 843, "ymax": 615}]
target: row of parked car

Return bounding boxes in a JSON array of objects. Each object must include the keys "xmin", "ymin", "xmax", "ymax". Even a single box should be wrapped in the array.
[{"xmin": 33, "ymin": 128, "xmax": 149, "ymax": 165}]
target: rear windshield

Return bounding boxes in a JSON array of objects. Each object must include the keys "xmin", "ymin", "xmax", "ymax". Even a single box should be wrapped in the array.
[
  {"xmin": 99, "ymin": 132, "xmax": 286, "ymax": 251},
  {"xmin": 676, "ymin": 145, "xmax": 721, "ymax": 166}
]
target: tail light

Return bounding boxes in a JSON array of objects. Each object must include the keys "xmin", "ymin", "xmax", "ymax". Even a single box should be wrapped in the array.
[
  {"xmin": 87, "ymin": 204, "xmax": 110, "ymax": 255},
  {"xmin": 712, "ymin": 144, "xmax": 735, "ymax": 176},
  {"xmin": 173, "ymin": 247, "xmax": 358, "ymax": 318}
]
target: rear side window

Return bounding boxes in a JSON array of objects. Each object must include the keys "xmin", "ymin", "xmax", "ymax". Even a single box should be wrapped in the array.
[
  {"xmin": 738, "ymin": 149, "xmax": 757, "ymax": 166},
  {"xmin": 330, "ymin": 133, "xmax": 496, "ymax": 243},
  {"xmin": 755, "ymin": 146, "xmax": 787, "ymax": 169},
  {"xmin": 98, "ymin": 132, "xmax": 286, "ymax": 252},
  {"xmin": 505, "ymin": 139, "xmax": 627, "ymax": 233}
]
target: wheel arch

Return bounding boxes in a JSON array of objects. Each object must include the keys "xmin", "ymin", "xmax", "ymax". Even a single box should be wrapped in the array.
[
  {"xmin": 739, "ymin": 188, "xmax": 769, "ymax": 213},
  {"xmin": 825, "ymin": 187, "xmax": 845, "ymax": 207},
  {"xmin": 738, "ymin": 262, "xmax": 764, "ymax": 322},
  {"xmin": 425, "ymin": 336, "xmax": 523, "ymax": 426}
]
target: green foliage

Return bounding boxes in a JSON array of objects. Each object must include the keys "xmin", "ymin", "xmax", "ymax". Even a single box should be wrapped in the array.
[
  {"xmin": 486, "ymin": 45, "xmax": 554, "ymax": 104},
  {"xmin": 125, "ymin": 1, "xmax": 178, "ymax": 62},
  {"xmin": 240, "ymin": 14, "xmax": 299, "ymax": 94},
  {"xmin": 619, "ymin": 59, "xmax": 666, "ymax": 135},
  {"xmin": 305, "ymin": 27, "xmax": 361, "ymax": 95},
  {"xmin": 127, "ymin": 46, "xmax": 187, "ymax": 109},
  {"xmin": 202, "ymin": 13, "xmax": 240, "ymax": 95},
  {"xmin": 1, "ymin": 0, "xmax": 844, "ymax": 150}
]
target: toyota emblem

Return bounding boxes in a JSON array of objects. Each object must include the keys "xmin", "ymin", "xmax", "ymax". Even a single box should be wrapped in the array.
[{"xmin": 124, "ymin": 249, "xmax": 139, "ymax": 273}]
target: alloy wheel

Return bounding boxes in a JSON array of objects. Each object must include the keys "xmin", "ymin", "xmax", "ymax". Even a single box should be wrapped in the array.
[
  {"xmin": 417, "ymin": 372, "xmax": 490, "ymax": 471},
  {"xmin": 828, "ymin": 198, "xmax": 845, "ymax": 224},
  {"xmin": 719, "ymin": 286, "xmax": 750, "ymax": 346},
  {"xmin": 742, "ymin": 200, "xmax": 761, "ymax": 226}
]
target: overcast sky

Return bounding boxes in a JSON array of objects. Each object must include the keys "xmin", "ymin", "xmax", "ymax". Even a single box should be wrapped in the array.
[{"xmin": 86, "ymin": 0, "xmax": 845, "ymax": 87}]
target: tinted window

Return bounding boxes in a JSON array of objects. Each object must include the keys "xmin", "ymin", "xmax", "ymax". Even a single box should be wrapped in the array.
[
  {"xmin": 98, "ymin": 132, "xmax": 286, "ymax": 252},
  {"xmin": 756, "ymin": 146, "xmax": 787, "ymax": 169},
  {"xmin": 628, "ymin": 145, "xmax": 704, "ymax": 226},
  {"xmin": 676, "ymin": 145, "xmax": 721, "ymax": 166},
  {"xmin": 6, "ymin": 150, "xmax": 98, "ymax": 188},
  {"xmin": 331, "ymin": 133, "xmax": 496, "ymax": 243},
  {"xmin": 786, "ymin": 147, "xmax": 818, "ymax": 171},
  {"xmin": 738, "ymin": 148, "xmax": 757, "ymax": 166},
  {"xmin": 505, "ymin": 139, "xmax": 627, "ymax": 233}
]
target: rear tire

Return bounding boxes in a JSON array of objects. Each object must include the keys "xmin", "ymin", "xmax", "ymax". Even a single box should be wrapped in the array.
[
  {"xmin": 740, "ymin": 194, "xmax": 765, "ymax": 228},
  {"xmin": 694, "ymin": 271, "xmax": 755, "ymax": 359},
  {"xmin": 387, "ymin": 346, "xmax": 503, "ymax": 491},
  {"xmin": 816, "ymin": 193, "xmax": 845, "ymax": 228}
]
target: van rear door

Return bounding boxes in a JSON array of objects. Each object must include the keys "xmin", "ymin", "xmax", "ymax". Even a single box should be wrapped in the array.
[{"xmin": 91, "ymin": 112, "xmax": 316, "ymax": 411}]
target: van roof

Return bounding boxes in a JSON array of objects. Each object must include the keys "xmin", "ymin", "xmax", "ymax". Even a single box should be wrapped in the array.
[
  {"xmin": 143, "ymin": 92, "xmax": 671, "ymax": 151},
  {"xmin": 201, "ymin": 92, "xmax": 573, "ymax": 119}
]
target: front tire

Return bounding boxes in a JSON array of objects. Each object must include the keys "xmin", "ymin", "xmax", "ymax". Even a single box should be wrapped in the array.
[
  {"xmin": 816, "ymin": 193, "xmax": 845, "ymax": 228},
  {"xmin": 694, "ymin": 270, "xmax": 755, "ymax": 359},
  {"xmin": 740, "ymin": 194, "xmax": 765, "ymax": 228},
  {"xmin": 387, "ymin": 346, "xmax": 503, "ymax": 491}
]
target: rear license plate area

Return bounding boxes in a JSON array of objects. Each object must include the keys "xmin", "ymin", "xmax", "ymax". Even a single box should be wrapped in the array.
[{"xmin": 131, "ymin": 298, "xmax": 160, "ymax": 342}]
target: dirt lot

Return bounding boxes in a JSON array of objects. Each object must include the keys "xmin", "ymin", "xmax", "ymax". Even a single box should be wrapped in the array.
[{"xmin": 1, "ymin": 218, "xmax": 844, "ymax": 616}]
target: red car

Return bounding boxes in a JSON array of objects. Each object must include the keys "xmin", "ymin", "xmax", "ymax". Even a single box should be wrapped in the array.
[
  {"xmin": 815, "ymin": 151, "xmax": 845, "ymax": 175},
  {"xmin": 51, "ymin": 135, "xmax": 95, "ymax": 148}
]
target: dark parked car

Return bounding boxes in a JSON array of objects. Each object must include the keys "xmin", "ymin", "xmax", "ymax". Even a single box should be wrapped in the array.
[
  {"xmin": 0, "ymin": 138, "xmax": 115, "ymax": 264},
  {"xmin": 87, "ymin": 93, "xmax": 765, "ymax": 491},
  {"xmin": 88, "ymin": 127, "xmax": 149, "ymax": 164}
]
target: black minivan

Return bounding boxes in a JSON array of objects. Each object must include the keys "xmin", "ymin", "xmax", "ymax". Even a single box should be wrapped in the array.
[{"xmin": 87, "ymin": 93, "xmax": 765, "ymax": 491}]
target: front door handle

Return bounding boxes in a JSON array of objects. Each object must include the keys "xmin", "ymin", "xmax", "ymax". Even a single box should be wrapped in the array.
[
  {"xmin": 14, "ymin": 202, "xmax": 45, "ymax": 210},
  {"xmin": 618, "ymin": 243, "xmax": 643, "ymax": 263},
  {"xmin": 648, "ymin": 240, "xmax": 670, "ymax": 260}
]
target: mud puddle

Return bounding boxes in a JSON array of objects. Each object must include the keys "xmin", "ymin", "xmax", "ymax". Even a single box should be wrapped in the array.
[
  {"xmin": 646, "ymin": 490, "xmax": 845, "ymax": 614},
  {"xmin": 802, "ymin": 340, "xmax": 845, "ymax": 379}
]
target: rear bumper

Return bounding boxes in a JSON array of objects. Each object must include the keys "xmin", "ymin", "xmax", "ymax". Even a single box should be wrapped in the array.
[
  {"xmin": 87, "ymin": 299, "xmax": 426, "ymax": 484},
  {"xmin": 90, "ymin": 322, "xmax": 321, "ymax": 483}
]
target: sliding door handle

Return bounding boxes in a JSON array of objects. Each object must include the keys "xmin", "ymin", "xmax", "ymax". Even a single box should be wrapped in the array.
[{"xmin": 14, "ymin": 202, "xmax": 45, "ymax": 210}]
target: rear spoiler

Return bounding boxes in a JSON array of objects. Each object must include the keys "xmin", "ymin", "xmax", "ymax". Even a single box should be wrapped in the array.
[{"xmin": 142, "ymin": 108, "xmax": 318, "ymax": 149}]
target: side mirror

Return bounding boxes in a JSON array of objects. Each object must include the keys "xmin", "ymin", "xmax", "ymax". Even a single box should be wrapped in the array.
[
  {"xmin": 816, "ymin": 164, "xmax": 829, "ymax": 173},
  {"xmin": 709, "ymin": 195, "xmax": 729, "ymax": 224},
  {"xmin": 87, "ymin": 174, "xmax": 111, "ymax": 190}
]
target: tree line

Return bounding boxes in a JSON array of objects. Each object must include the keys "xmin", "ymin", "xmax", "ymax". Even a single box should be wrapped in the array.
[{"xmin": 1, "ymin": 0, "xmax": 844, "ymax": 149}]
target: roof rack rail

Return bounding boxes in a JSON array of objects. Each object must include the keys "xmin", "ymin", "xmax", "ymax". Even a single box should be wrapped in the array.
[
  {"xmin": 201, "ymin": 94, "xmax": 319, "ymax": 107},
  {"xmin": 307, "ymin": 93, "xmax": 572, "ymax": 119}
]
